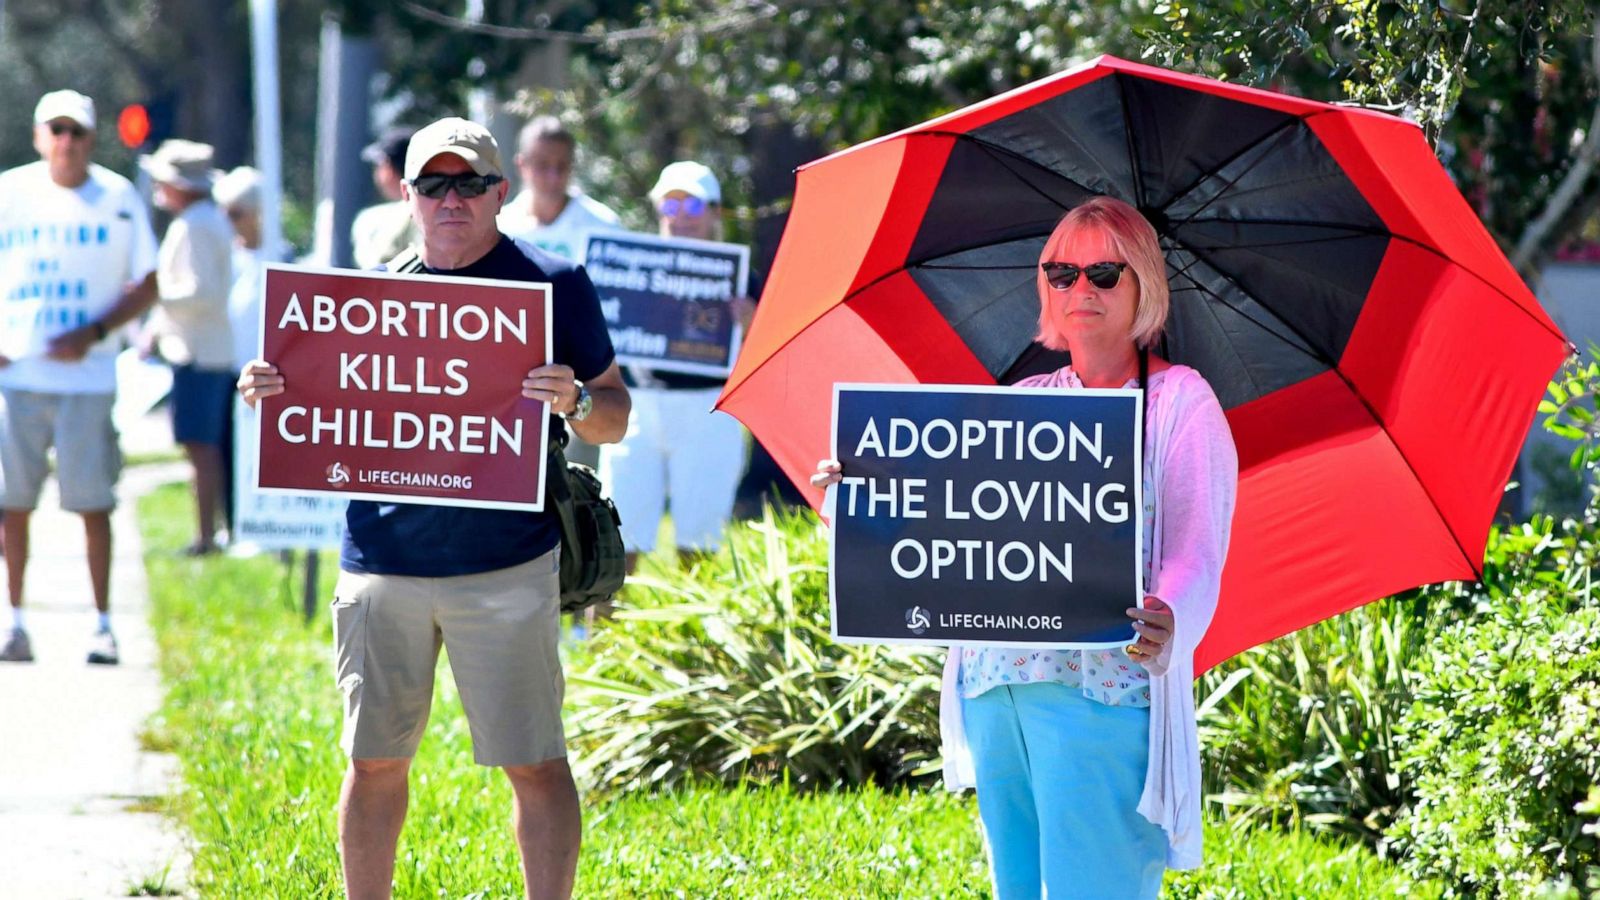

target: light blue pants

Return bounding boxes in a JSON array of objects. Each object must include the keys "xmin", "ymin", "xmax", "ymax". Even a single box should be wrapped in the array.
[{"xmin": 961, "ymin": 683, "xmax": 1166, "ymax": 900}]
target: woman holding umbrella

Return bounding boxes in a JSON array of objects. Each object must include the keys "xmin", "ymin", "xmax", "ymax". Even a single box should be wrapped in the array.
[{"xmin": 814, "ymin": 196, "xmax": 1238, "ymax": 898}]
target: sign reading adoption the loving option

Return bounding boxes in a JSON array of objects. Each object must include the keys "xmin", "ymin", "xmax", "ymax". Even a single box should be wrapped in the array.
[
  {"xmin": 255, "ymin": 264, "xmax": 553, "ymax": 511},
  {"xmin": 582, "ymin": 232, "xmax": 749, "ymax": 377},
  {"xmin": 829, "ymin": 384, "xmax": 1143, "ymax": 649}
]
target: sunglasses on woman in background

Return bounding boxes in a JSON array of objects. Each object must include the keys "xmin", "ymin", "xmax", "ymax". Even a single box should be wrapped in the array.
[{"xmin": 658, "ymin": 196, "xmax": 708, "ymax": 217}]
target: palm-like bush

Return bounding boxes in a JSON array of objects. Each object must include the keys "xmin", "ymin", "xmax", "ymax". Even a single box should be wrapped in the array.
[{"xmin": 566, "ymin": 506, "xmax": 944, "ymax": 792}]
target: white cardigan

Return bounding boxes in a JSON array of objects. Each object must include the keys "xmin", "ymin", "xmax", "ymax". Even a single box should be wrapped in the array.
[{"xmin": 938, "ymin": 365, "xmax": 1239, "ymax": 870}]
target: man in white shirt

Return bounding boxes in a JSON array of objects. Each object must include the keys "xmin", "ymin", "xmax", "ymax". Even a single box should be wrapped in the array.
[
  {"xmin": 141, "ymin": 139, "xmax": 235, "ymax": 556},
  {"xmin": 498, "ymin": 116, "xmax": 622, "ymax": 470},
  {"xmin": 0, "ymin": 90, "xmax": 160, "ymax": 665},
  {"xmin": 496, "ymin": 116, "xmax": 622, "ymax": 263}
]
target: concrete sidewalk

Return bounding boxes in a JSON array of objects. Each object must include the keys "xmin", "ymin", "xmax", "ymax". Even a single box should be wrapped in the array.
[{"xmin": 0, "ymin": 460, "xmax": 193, "ymax": 899}]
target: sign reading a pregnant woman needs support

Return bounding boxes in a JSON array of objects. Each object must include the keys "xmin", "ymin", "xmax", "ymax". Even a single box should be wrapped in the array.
[
  {"xmin": 582, "ymin": 232, "xmax": 749, "ymax": 377},
  {"xmin": 255, "ymin": 264, "xmax": 552, "ymax": 511},
  {"xmin": 829, "ymin": 384, "xmax": 1143, "ymax": 648}
]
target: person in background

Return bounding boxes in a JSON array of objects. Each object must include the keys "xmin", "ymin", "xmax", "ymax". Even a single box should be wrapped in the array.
[
  {"xmin": 498, "ymin": 115, "xmax": 622, "ymax": 471},
  {"xmin": 497, "ymin": 115, "xmax": 621, "ymax": 263},
  {"xmin": 141, "ymin": 139, "xmax": 235, "ymax": 556},
  {"xmin": 814, "ymin": 197, "xmax": 1239, "ymax": 899},
  {"xmin": 600, "ymin": 161, "xmax": 753, "ymax": 580},
  {"xmin": 351, "ymin": 126, "xmax": 417, "ymax": 270},
  {"xmin": 0, "ymin": 90, "xmax": 160, "ymax": 665}
]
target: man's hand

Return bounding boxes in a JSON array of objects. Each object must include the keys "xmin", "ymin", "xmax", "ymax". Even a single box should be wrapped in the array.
[
  {"xmin": 522, "ymin": 363, "xmax": 581, "ymax": 415},
  {"xmin": 237, "ymin": 360, "xmax": 285, "ymax": 409},
  {"xmin": 45, "ymin": 325, "xmax": 98, "ymax": 362},
  {"xmin": 0, "ymin": 354, "xmax": 10, "ymax": 369}
]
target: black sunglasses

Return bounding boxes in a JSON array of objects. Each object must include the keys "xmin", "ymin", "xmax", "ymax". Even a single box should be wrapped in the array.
[
  {"xmin": 409, "ymin": 172, "xmax": 504, "ymax": 200},
  {"xmin": 1040, "ymin": 261, "xmax": 1129, "ymax": 291},
  {"xmin": 48, "ymin": 122, "xmax": 89, "ymax": 139}
]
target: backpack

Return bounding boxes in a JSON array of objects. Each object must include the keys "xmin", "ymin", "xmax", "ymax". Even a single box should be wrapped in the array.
[
  {"xmin": 387, "ymin": 247, "xmax": 627, "ymax": 611},
  {"xmin": 546, "ymin": 433, "xmax": 628, "ymax": 612}
]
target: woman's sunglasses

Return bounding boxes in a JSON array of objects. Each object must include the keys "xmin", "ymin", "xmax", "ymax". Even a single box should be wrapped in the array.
[
  {"xmin": 1040, "ymin": 261, "xmax": 1128, "ymax": 291},
  {"xmin": 658, "ymin": 196, "xmax": 707, "ymax": 217},
  {"xmin": 409, "ymin": 172, "xmax": 504, "ymax": 200}
]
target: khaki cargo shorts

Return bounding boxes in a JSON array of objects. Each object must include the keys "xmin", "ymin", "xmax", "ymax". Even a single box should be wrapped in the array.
[
  {"xmin": 331, "ymin": 550, "xmax": 565, "ymax": 767},
  {"xmin": 0, "ymin": 389, "xmax": 120, "ymax": 512}
]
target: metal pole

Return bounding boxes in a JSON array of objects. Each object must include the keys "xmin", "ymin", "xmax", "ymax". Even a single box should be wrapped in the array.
[
  {"xmin": 315, "ymin": 15, "xmax": 376, "ymax": 268},
  {"xmin": 303, "ymin": 551, "xmax": 320, "ymax": 623},
  {"xmin": 249, "ymin": 0, "xmax": 284, "ymax": 257}
]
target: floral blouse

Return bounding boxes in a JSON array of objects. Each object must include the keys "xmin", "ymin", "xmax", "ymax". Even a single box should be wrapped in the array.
[{"xmin": 957, "ymin": 368, "xmax": 1164, "ymax": 708}]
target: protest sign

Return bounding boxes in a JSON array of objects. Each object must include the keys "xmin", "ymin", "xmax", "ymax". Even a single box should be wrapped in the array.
[
  {"xmin": 255, "ymin": 264, "xmax": 552, "ymax": 511},
  {"xmin": 233, "ymin": 397, "xmax": 347, "ymax": 550},
  {"xmin": 582, "ymin": 232, "xmax": 749, "ymax": 377},
  {"xmin": 829, "ymin": 384, "xmax": 1143, "ymax": 648}
]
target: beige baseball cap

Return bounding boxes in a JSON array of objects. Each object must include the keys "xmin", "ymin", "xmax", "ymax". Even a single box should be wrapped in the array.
[
  {"xmin": 34, "ymin": 90, "xmax": 96, "ymax": 130},
  {"xmin": 404, "ymin": 117, "xmax": 504, "ymax": 180},
  {"xmin": 140, "ymin": 139, "xmax": 218, "ymax": 192}
]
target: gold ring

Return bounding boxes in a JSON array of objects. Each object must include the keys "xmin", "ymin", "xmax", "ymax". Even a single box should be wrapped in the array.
[{"xmin": 1124, "ymin": 643, "xmax": 1142, "ymax": 656}]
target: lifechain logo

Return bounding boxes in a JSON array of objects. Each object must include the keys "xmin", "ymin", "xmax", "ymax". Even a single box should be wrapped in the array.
[
  {"xmin": 325, "ymin": 462, "xmax": 351, "ymax": 487},
  {"xmin": 905, "ymin": 605, "xmax": 931, "ymax": 635}
]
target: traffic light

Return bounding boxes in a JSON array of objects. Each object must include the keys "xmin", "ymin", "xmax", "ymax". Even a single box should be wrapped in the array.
[{"xmin": 117, "ymin": 104, "xmax": 150, "ymax": 149}]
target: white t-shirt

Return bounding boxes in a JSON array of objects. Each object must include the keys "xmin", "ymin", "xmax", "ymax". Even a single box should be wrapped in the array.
[
  {"xmin": 0, "ymin": 161, "xmax": 159, "ymax": 394},
  {"xmin": 149, "ymin": 199, "xmax": 235, "ymax": 369},
  {"xmin": 228, "ymin": 242, "xmax": 291, "ymax": 370},
  {"xmin": 497, "ymin": 189, "xmax": 622, "ymax": 262}
]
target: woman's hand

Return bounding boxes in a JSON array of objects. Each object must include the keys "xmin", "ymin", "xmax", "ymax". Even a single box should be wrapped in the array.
[
  {"xmin": 810, "ymin": 458, "xmax": 842, "ymax": 489},
  {"xmin": 1125, "ymin": 595, "xmax": 1173, "ymax": 662}
]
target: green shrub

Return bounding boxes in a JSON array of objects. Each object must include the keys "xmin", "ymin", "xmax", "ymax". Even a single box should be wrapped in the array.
[
  {"xmin": 1197, "ymin": 595, "xmax": 1425, "ymax": 844},
  {"xmin": 567, "ymin": 506, "xmax": 944, "ymax": 791},
  {"xmin": 1386, "ymin": 594, "xmax": 1600, "ymax": 896}
]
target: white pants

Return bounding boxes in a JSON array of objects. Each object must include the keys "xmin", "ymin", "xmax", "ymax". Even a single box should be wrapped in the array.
[{"xmin": 600, "ymin": 387, "xmax": 744, "ymax": 553}]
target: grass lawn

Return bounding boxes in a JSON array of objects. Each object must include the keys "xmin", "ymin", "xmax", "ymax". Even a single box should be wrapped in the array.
[{"xmin": 138, "ymin": 482, "xmax": 1436, "ymax": 898}]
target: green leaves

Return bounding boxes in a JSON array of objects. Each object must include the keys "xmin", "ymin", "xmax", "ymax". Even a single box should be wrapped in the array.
[{"xmin": 567, "ymin": 505, "xmax": 944, "ymax": 793}]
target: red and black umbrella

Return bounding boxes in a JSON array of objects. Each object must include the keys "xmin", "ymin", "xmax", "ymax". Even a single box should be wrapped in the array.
[{"xmin": 715, "ymin": 55, "xmax": 1569, "ymax": 671}]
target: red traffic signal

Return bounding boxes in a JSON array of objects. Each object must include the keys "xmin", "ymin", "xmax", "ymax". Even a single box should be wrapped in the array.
[{"xmin": 118, "ymin": 104, "xmax": 151, "ymax": 149}]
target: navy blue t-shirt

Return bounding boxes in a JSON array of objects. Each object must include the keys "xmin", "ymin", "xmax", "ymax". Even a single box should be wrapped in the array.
[{"xmin": 340, "ymin": 236, "xmax": 615, "ymax": 576}]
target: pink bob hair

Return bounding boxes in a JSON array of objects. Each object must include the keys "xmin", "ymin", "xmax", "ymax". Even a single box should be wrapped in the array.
[{"xmin": 1035, "ymin": 196, "xmax": 1170, "ymax": 351}]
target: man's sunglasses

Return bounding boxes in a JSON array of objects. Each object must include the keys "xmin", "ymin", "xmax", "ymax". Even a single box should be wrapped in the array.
[
  {"xmin": 48, "ymin": 122, "xmax": 89, "ymax": 139},
  {"xmin": 1040, "ymin": 261, "xmax": 1129, "ymax": 291},
  {"xmin": 409, "ymin": 172, "xmax": 504, "ymax": 200},
  {"xmin": 658, "ymin": 196, "xmax": 707, "ymax": 217}
]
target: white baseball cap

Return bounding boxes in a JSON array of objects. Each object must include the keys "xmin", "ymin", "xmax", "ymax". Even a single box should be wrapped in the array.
[
  {"xmin": 649, "ymin": 161, "xmax": 721, "ymax": 205},
  {"xmin": 33, "ymin": 90, "xmax": 96, "ymax": 130}
]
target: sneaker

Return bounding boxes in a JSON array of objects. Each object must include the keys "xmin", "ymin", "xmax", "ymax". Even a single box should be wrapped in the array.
[
  {"xmin": 87, "ymin": 628, "xmax": 119, "ymax": 665},
  {"xmin": 0, "ymin": 627, "xmax": 33, "ymax": 662}
]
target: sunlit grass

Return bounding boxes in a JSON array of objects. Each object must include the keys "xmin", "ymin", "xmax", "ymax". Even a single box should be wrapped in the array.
[{"xmin": 139, "ymin": 483, "xmax": 1437, "ymax": 897}]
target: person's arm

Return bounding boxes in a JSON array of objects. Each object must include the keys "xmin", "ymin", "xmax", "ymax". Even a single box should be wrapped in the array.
[
  {"xmin": 1140, "ymin": 378, "xmax": 1239, "ymax": 676},
  {"xmin": 44, "ymin": 271, "xmax": 159, "ymax": 362},
  {"xmin": 522, "ymin": 360, "xmax": 630, "ymax": 445}
]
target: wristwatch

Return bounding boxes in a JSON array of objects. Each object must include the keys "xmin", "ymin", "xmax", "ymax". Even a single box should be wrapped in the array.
[{"xmin": 565, "ymin": 383, "xmax": 593, "ymax": 422}]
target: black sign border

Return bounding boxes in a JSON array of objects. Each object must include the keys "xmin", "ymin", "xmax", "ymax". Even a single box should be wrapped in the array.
[{"xmin": 827, "ymin": 382, "xmax": 1146, "ymax": 649}]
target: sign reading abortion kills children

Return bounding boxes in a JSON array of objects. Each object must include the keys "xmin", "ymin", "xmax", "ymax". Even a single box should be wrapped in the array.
[
  {"xmin": 582, "ymin": 232, "xmax": 749, "ymax": 377},
  {"xmin": 255, "ymin": 264, "xmax": 553, "ymax": 511},
  {"xmin": 829, "ymin": 384, "xmax": 1143, "ymax": 648}
]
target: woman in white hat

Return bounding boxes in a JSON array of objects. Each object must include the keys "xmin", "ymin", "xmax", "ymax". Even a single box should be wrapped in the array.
[{"xmin": 598, "ymin": 161, "xmax": 755, "ymax": 585}]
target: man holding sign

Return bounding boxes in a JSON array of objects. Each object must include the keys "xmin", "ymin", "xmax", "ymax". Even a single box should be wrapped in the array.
[{"xmin": 239, "ymin": 117, "xmax": 627, "ymax": 900}]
